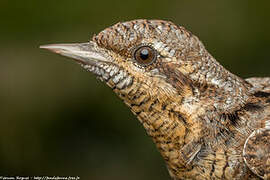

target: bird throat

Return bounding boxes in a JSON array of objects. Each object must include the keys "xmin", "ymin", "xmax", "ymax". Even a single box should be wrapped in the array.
[{"xmin": 100, "ymin": 66, "xmax": 204, "ymax": 178}]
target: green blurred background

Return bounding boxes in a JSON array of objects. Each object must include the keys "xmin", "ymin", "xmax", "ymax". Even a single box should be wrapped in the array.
[{"xmin": 0, "ymin": 0, "xmax": 269, "ymax": 179}]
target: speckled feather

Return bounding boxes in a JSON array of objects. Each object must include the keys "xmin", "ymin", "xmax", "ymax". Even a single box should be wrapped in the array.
[{"xmin": 43, "ymin": 20, "xmax": 270, "ymax": 180}]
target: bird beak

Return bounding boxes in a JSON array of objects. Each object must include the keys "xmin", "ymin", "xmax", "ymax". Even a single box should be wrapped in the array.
[{"xmin": 40, "ymin": 42, "xmax": 108, "ymax": 65}]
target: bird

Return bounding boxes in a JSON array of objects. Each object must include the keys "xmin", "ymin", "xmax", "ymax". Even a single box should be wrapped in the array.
[{"xmin": 40, "ymin": 19, "xmax": 270, "ymax": 180}]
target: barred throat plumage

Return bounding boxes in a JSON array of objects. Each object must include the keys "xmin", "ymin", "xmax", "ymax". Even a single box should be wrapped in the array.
[{"xmin": 82, "ymin": 63, "xmax": 133, "ymax": 90}]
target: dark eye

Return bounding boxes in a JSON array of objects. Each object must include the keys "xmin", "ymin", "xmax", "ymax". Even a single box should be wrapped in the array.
[{"xmin": 133, "ymin": 45, "xmax": 157, "ymax": 66}]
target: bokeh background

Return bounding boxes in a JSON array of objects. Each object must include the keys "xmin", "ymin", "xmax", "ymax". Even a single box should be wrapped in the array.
[{"xmin": 1, "ymin": 0, "xmax": 270, "ymax": 179}]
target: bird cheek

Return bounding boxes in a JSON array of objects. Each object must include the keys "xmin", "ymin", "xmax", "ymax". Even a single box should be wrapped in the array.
[{"xmin": 178, "ymin": 63, "xmax": 195, "ymax": 75}]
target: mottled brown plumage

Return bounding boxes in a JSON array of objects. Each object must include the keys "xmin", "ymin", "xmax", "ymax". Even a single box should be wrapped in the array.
[{"xmin": 41, "ymin": 19, "xmax": 270, "ymax": 180}]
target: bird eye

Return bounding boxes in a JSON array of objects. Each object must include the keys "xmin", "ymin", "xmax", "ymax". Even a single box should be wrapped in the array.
[{"xmin": 133, "ymin": 45, "xmax": 157, "ymax": 66}]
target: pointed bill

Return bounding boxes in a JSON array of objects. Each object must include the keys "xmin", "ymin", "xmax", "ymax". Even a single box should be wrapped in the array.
[{"xmin": 40, "ymin": 41, "xmax": 108, "ymax": 65}]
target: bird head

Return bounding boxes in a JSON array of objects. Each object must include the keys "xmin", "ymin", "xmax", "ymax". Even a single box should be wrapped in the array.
[{"xmin": 41, "ymin": 19, "xmax": 250, "ymax": 115}]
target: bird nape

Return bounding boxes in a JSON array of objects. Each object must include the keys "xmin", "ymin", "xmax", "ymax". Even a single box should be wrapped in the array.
[{"xmin": 40, "ymin": 19, "xmax": 270, "ymax": 180}]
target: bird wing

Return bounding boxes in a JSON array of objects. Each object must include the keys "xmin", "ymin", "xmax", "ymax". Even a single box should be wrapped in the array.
[
  {"xmin": 243, "ymin": 77, "xmax": 270, "ymax": 179},
  {"xmin": 246, "ymin": 77, "xmax": 270, "ymax": 93}
]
